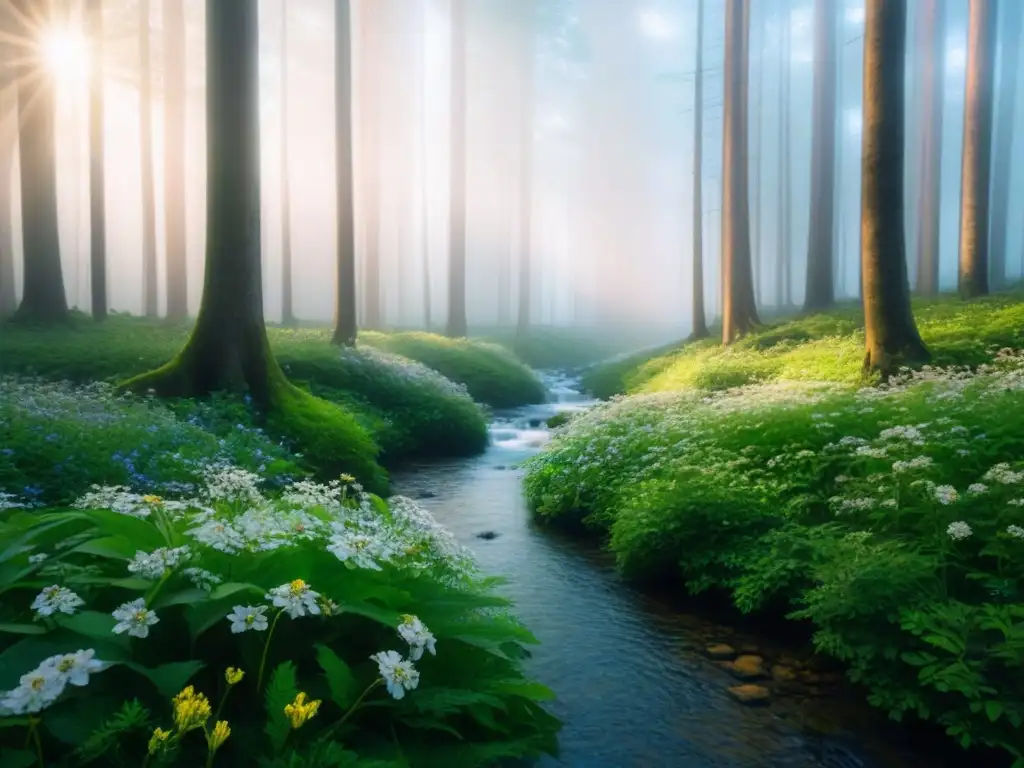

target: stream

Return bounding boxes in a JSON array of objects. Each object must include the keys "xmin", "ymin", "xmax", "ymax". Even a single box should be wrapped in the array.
[{"xmin": 392, "ymin": 373, "xmax": 953, "ymax": 768}]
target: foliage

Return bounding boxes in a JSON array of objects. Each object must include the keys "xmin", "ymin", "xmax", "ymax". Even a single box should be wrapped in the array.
[
  {"xmin": 582, "ymin": 293, "xmax": 1024, "ymax": 398},
  {"xmin": 0, "ymin": 469, "xmax": 561, "ymax": 766},
  {"xmin": 525, "ymin": 350, "xmax": 1024, "ymax": 762},
  {"xmin": 359, "ymin": 332, "xmax": 546, "ymax": 409}
]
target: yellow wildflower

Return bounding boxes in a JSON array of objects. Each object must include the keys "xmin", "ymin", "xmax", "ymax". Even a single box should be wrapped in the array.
[
  {"xmin": 172, "ymin": 686, "xmax": 212, "ymax": 733},
  {"xmin": 340, "ymin": 473, "xmax": 356, "ymax": 484},
  {"xmin": 224, "ymin": 667, "xmax": 245, "ymax": 686},
  {"xmin": 147, "ymin": 727, "xmax": 172, "ymax": 755},
  {"xmin": 206, "ymin": 720, "xmax": 231, "ymax": 751},
  {"xmin": 142, "ymin": 494, "xmax": 163, "ymax": 504},
  {"xmin": 283, "ymin": 692, "xmax": 321, "ymax": 730}
]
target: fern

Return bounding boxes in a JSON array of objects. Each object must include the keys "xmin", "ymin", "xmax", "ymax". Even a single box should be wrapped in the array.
[
  {"xmin": 74, "ymin": 699, "xmax": 152, "ymax": 765},
  {"xmin": 265, "ymin": 660, "xmax": 300, "ymax": 755}
]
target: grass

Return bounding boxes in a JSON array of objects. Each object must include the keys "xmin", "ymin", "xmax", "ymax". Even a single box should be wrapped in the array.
[
  {"xmin": 581, "ymin": 293, "xmax": 1024, "ymax": 399},
  {"xmin": 526, "ymin": 293, "xmax": 1024, "ymax": 763}
]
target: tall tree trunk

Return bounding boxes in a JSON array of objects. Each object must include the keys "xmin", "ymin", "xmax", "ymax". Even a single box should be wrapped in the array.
[
  {"xmin": 691, "ymin": 0, "xmax": 708, "ymax": 339},
  {"xmin": 861, "ymin": 0, "xmax": 929, "ymax": 375},
  {"xmin": 332, "ymin": 0, "xmax": 357, "ymax": 346},
  {"xmin": 0, "ymin": 33, "xmax": 16, "ymax": 318},
  {"xmin": 419, "ymin": 0, "xmax": 431, "ymax": 331},
  {"xmin": 88, "ymin": 0, "xmax": 107, "ymax": 321},
  {"xmin": 279, "ymin": 0, "xmax": 294, "ymax": 326},
  {"xmin": 776, "ymin": 0, "xmax": 792, "ymax": 310},
  {"xmin": 957, "ymin": 0, "xmax": 996, "ymax": 299},
  {"xmin": 914, "ymin": 0, "xmax": 945, "ymax": 297},
  {"xmin": 164, "ymin": 0, "xmax": 187, "ymax": 321},
  {"xmin": 359, "ymin": 0, "xmax": 382, "ymax": 330},
  {"xmin": 446, "ymin": 0, "xmax": 468, "ymax": 338},
  {"xmin": 803, "ymin": 0, "xmax": 837, "ymax": 311},
  {"xmin": 989, "ymin": 0, "xmax": 1021, "ymax": 290},
  {"xmin": 139, "ymin": 0, "xmax": 157, "ymax": 317},
  {"xmin": 11, "ymin": 0, "xmax": 68, "ymax": 325},
  {"xmin": 515, "ymin": 0, "xmax": 536, "ymax": 340},
  {"xmin": 721, "ymin": 0, "xmax": 759, "ymax": 344},
  {"xmin": 751, "ymin": 0, "xmax": 765, "ymax": 307}
]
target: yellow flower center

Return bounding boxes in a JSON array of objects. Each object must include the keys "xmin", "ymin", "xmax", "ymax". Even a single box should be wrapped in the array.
[
  {"xmin": 30, "ymin": 676, "xmax": 45, "ymax": 690},
  {"xmin": 58, "ymin": 658, "xmax": 74, "ymax": 673},
  {"xmin": 288, "ymin": 579, "xmax": 307, "ymax": 595}
]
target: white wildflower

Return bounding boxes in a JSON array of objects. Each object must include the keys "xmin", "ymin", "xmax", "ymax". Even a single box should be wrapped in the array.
[
  {"xmin": 28, "ymin": 553, "xmax": 48, "ymax": 564},
  {"xmin": 934, "ymin": 485, "xmax": 959, "ymax": 505},
  {"xmin": 39, "ymin": 649, "xmax": 108, "ymax": 687},
  {"xmin": 371, "ymin": 650, "xmax": 420, "ymax": 700},
  {"xmin": 111, "ymin": 598, "xmax": 159, "ymax": 638},
  {"xmin": 397, "ymin": 615, "xmax": 437, "ymax": 661},
  {"xmin": 31, "ymin": 585, "xmax": 85, "ymax": 617},
  {"xmin": 966, "ymin": 483, "xmax": 988, "ymax": 495},
  {"xmin": 1006, "ymin": 525, "xmax": 1024, "ymax": 539},
  {"xmin": 0, "ymin": 667, "xmax": 64, "ymax": 714},
  {"xmin": 187, "ymin": 519, "xmax": 246, "ymax": 553},
  {"xmin": 127, "ymin": 546, "xmax": 192, "ymax": 580},
  {"xmin": 266, "ymin": 580, "xmax": 321, "ymax": 619},
  {"xmin": 946, "ymin": 521, "xmax": 972, "ymax": 541},
  {"xmin": 183, "ymin": 567, "xmax": 222, "ymax": 591},
  {"xmin": 226, "ymin": 605, "xmax": 270, "ymax": 633}
]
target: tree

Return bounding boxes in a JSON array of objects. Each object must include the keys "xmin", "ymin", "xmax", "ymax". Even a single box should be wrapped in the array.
[
  {"xmin": 331, "ymin": 0, "xmax": 357, "ymax": 346},
  {"xmin": 10, "ymin": 0, "xmax": 69, "ymax": 325},
  {"xmin": 446, "ymin": 0, "xmax": 468, "ymax": 338},
  {"xmin": 0, "ymin": 27, "xmax": 16, "ymax": 318},
  {"xmin": 914, "ymin": 0, "xmax": 945, "ymax": 297},
  {"xmin": 359, "ymin": 0, "xmax": 382, "ymax": 330},
  {"xmin": 721, "ymin": 0, "xmax": 759, "ymax": 344},
  {"xmin": 515, "ymin": 0, "xmax": 536, "ymax": 340},
  {"xmin": 88, "ymin": 0, "xmax": 107, "ymax": 321},
  {"xmin": 989, "ymin": 0, "xmax": 1021, "ymax": 290},
  {"xmin": 419, "ymin": 0, "xmax": 431, "ymax": 330},
  {"xmin": 279, "ymin": 0, "xmax": 294, "ymax": 326},
  {"xmin": 803, "ymin": 0, "xmax": 837, "ymax": 311},
  {"xmin": 164, "ymin": 0, "xmax": 187, "ymax": 321},
  {"xmin": 138, "ymin": 0, "xmax": 157, "ymax": 316},
  {"xmin": 860, "ymin": 0, "xmax": 928, "ymax": 375},
  {"xmin": 690, "ymin": 0, "xmax": 708, "ymax": 339},
  {"xmin": 957, "ymin": 0, "xmax": 996, "ymax": 299},
  {"xmin": 775, "ymin": 0, "xmax": 792, "ymax": 309}
]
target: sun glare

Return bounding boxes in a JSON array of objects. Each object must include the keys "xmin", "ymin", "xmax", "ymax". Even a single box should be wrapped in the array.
[
  {"xmin": 39, "ymin": 27, "xmax": 90, "ymax": 87},
  {"xmin": 638, "ymin": 10, "xmax": 675, "ymax": 41}
]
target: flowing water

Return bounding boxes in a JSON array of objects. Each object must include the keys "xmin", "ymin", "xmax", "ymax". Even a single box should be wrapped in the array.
[{"xmin": 392, "ymin": 374, "xmax": 951, "ymax": 768}]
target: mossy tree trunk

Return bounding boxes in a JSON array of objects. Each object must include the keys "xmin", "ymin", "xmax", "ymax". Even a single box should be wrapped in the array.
[
  {"xmin": 690, "ymin": 0, "xmax": 708, "ymax": 340},
  {"xmin": 164, "ymin": 0, "xmax": 188, "ymax": 321},
  {"xmin": 957, "ymin": 0, "xmax": 996, "ymax": 300},
  {"xmin": 989, "ymin": 0, "xmax": 1020, "ymax": 290},
  {"xmin": 515, "ymin": 0, "xmax": 536, "ymax": 342},
  {"xmin": 721, "ymin": 0, "xmax": 759, "ymax": 345},
  {"xmin": 803, "ymin": 0, "xmax": 837, "ymax": 312},
  {"xmin": 914, "ymin": 0, "xmax": 945, "ymax": 298},
  {"xmin": 0, "ymin": 41, "xmax": 16, "ymax": 319},
  {"xmin": 332, "ymin": 0, "xmax": 357, "ymax": 347},
  {"xmin": 279, "ymin": 0, "xmax": 294, "ymax": 327},
  {"xmin": 139, "ymin": 0, "xmax": 158, "ymax": 317},
  {"xmin": 88, "ymin": 0, "xmax": 107, "ymax": 322},
  {"xmin": 11, "ymin": 0, "xmax": 69, "ymax": 326},
  {"xmin": 125, "ymin": 0, "xmax": 281, "ymax": 403},
  {"xmin": 446, "ymin": 0, "xmax": 468, "ymax": 339},
  {"xmin": 860, "ymin": 0, "xmax": 929, "ymax": 376}
]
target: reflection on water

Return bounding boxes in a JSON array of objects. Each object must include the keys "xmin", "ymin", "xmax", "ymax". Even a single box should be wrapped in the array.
[{"xmin": 391, "ymin": 374, "xmax": 945, "ymax": 768}]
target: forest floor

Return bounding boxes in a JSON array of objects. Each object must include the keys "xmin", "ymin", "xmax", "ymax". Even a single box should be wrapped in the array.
[{"xmin": 524, "ymin": 291, "xmax": 1024, "ymax": 764}]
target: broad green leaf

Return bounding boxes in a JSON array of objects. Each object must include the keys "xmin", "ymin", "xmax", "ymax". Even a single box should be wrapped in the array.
[
  {"xmin": 70, "ymin": 536, "xmax": 135, "ymax": 561},
  {"xmin": 0, "ymin": 749, "xmax": 36, "ymax": 768},
  {"xmin": 488, "ymin": 680, "xmax": 557, "ymax": 702},
  {"xmin": 108, "ymin": 578, "xmax": 155, "ymax": 590},
  {"xmin": 397, "ymin": 715, "xmax": 464, "ymax": 740},
  {"xmin": 58, "ymin": 611, "xmax": 123, "ymax": 643},
  {"xmin": 986, "ymin": 701, "xmax": 1003, "ymax": 722},
  {"xmin": 209, "ymin": 582, "xmax": 265, "ymax": 601},
  {"xmin": 315, "ymin": 644, "xmax": 358, "ymax": 709},
  {"xmin": 0, "ymin": 622, "xmax": 47, "ymax": 635},
  {"xmin": 125, "ymin": 660, "xmax": 205, "ymax": 698},
  {"xmin": 264, "ymin": 661, "xmax": 299, "ymax": 755},
  {"xmin": 153, "ymin": 587, "xmax": 208, "ymax": 610}
]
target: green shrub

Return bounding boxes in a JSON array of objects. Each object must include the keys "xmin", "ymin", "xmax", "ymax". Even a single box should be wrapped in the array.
[
  {"xmin": 0, "ymin": 470, "xmax": 560, "ymax": 766},
  {"xmin": 360, "ymin": 332, "xmax": 545, "ymax": 409},
  {"xmin": 525, "ymin": 352, "xmax": 1024, "ymax": 761}
]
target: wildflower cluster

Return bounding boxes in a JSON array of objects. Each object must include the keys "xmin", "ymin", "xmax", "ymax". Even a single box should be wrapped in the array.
[{"xmin": 0, "ymin": 649, "xmax": 108, "ymax": 715}]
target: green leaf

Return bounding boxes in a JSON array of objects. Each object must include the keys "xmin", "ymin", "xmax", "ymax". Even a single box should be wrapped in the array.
[
  {"xmin": 0, "ymin": 749, "xmax": 36, "ymax": 768},
  {"xmin": 153, "ymin": 587, "xmax": 208, "ymax": 610},
  {"xmin": 209, "ymin": 582, "xmax": 265, "ymax": 601},
  {"xmin": 985, "ymin": 701, "xmax": 1003, "ymax": 722},
  {"xmin": 0, "ymin": 622, "xmax": 47, "ymax": 635},
  {"xmin": 58, "ymin": 611, "xmax": 124, "ymax": 644},
  {"xmin": 315, "ymin": 644, "xmax": 358, "ymax": 709},
  {"xmin": 0, "ymin": 719, "xmax": 34, "ymax": 730},
  {"xmin": 264, "ymin": 661, "xmax": 299, "ymax": 755},
  {"xmin": 488, "ymin": 680, "xmax": 557, "ymax": 702},
  {"xmin": 70, "ymin": 536, "xmax": 135, "ymax": 560},
  {"xmin": 108, "ymin": 578, "xmax": 156, "ymax": 590},
  {"xmin": 125, "ymin": 660, "xmax": 205, "ymax": 699},
  {"xmin": 398, "ymin": 716, "xmax": 464, "ymax": 740}
]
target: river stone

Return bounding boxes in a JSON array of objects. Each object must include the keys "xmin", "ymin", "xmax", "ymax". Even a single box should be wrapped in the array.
[
  {"xmin": 705, "ymin": 643, "xmax": 737, "ymax": 660},
  {"xmin": 476, "ymin": 531, "xmax": 500, "ymax": 540},
  {"xmin": 728, "ymin": 684, "xmax": 771, "ymax": 705},
  {"xmin": 416, "ymin": 490, "xmax": 437, "ymax": 499},
  {"xmin": 729, "ymin": 655, "xmax": 767, "ymax": 680},
  {"xmin": 771, "ymin": 665, "xmax": 798, "ymax": 683}
]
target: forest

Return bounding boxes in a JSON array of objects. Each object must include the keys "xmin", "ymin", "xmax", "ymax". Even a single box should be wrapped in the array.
[{"xmin": 0, "ymin": 0, "xmax": 1023, "ymax": 767}]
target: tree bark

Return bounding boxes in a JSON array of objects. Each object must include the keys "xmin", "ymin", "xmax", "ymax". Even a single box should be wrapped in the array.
[
  {"xmin": 751, "ymin": 0, "xmax": 765, "ymax": 307},
  {"xmin": 989, "ymin": 0, "xmax": 1021, "ymax": 290},
  {"xmin": 776, "ymin": 0, "xmax": 792, "ymax": 310},
  {"xmin": 0, "ymin": 33, "xmax": 16, "ymax": 318},
  {"xmin": 279, "ymin": 0, "xmax": 294, "ymax": 326},
  {"xmin": 419, "ymin": 0, "xmax": 431, "ymax": 331},
  {"xmin": 914, "ymin": 0, "xmax": 945, "ymax": 297},
  {"xmin": 446, "ymin": 0, "xmax": 468, "ymax": 338},
  {"xmin": 690, "ymin": 0, "xmax": 708, "ymax": 339},
  {"xmin": 164, "ymin": 0, "xmax": 187, "ymax": 321},
  {"xmin": 10, "ymin": 0, "xmax": 69, "ymax": 325},
  {"xmin": 515, "ymin": 0, "xmax": 536, "ymax": 340},
  {"xmin": 860, "ymin": 0, "xmax": 929, "ymax": 375},
  {"xmin": 721, "ymin": 0, "xmax": 759, "ymax": 344},
  {"xmin": 359, "ymin": 0, "xmax": 382, "ymax": 330},
  {"xmin": 138, "ymin": 0, "xmax": 157, "ymax": 317},
  {"xmin": 803, "ymin": 0, "xmax": 837, "ymax": 311},
  {"xmin": 332, "ymin": 0, "xmax": 357, "ymax": 346},
  {"xmin": 957, "ymin": 0, "xmax": 996, "ymax": 299}
]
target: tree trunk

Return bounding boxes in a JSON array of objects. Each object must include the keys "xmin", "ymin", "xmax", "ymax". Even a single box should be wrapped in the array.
[
  {"xmin": 0, "ymin": 40, "xmax": 16, "ymax": 318},
  {"xmin": 164, "ymin": 0, "xmax": 187, "ymax": 321},
  {"xmin": 332, "ymin": 0, "xmax": 357, "ymax": 346},
  {"xmin": 446, "ymin": 0, "xmax": 468, "ymax": 338},
  {"xmin": 88, "ymin": 0, "xmax": 107, "ymax": 321},
  {"xmin": 914, "ymin": 0, "xmax": 945, "ymax": 297},
  {"xmin": 279, "ymin": 0, "xmax": 294, "ymax": 326},
  {"xmin": 690, "ymin": 0, "xmax": 708, "ymax": 339},
  {"xmin": 138, "ymin": 0, "xmax": 157, "ymax": 317},
  {"xmin": 957, "ymin": 0, "xmax": 996, "ymax": 299},
  {"xmin": 721, "ymin": 0, "xmax": 759, "ymax": 344},
  {"xmin": 861, "ymin": 0, "xmax": 929, "ymax": 375},
  {"xmin": 11, "ymin": 0, "xmax": 68, "ymax": 325},
  {"xmin": 751, "ymin": 0, "xmax": 765, "ymax": 307},
  {"xmin": 803, "ymin": 0, "xmax": 837, "ymax": 311},
  {"xmin": 359, "ymin": 2, "xmax": 382, "ymax": 331},
  {"xmin": 515, "ymin": 0, "xmax": 536, "ymax": 341},
  {"xmin": 419, "ymin": 0, "xmax": 431, "ymax": 331},
  {"xmin": 776, "ymin": 0, "xmax": 792, "ymax": 310},
  {"xmin": 989, "ymin": 0, "xmax": 1021, "ymax": 290}
]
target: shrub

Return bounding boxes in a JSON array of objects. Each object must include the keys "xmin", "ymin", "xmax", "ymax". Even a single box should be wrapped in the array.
[
  {"xmin": 0, "ymin": 469, "xmax": 560, "ymax": 766},
  {"xmin": 525, "ymin": 352, "xmax": 1024, "ymax": 761}
]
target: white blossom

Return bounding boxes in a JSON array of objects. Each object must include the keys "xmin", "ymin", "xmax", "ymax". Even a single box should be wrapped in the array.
[
  {"xmin": 371, "ymin": 650, "xmax": 420, "ymax": 700},
  {"xmin": 946, "ymin": 521, "xmax": 972, "ymax": 541},
  {"xmin": 31, "ymin": 585, "xmax": 85, "ymax": 617},
  {"xmin": 397, "ymin": 615, "xmax": 437, "ymax": 661},
  {"xmin": 226, "ymin": 605, "xmax": 270, "ymax": 633},
  {"xmin": 111, "ymin": 598, "xmax": 159, "ymax": 638},
  {"xmin": 266, "ymin": 580, "xmax": 321, "ymax": 619}
]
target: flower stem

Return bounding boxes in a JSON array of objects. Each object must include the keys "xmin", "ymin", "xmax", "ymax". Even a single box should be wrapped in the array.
[
  {"xmin": 320, "ymin": 679, "xmax": 383, "ymax": 740},
  {"xmin": 27, "ymin": 718, "xmax": 44, "ymax": 768},
  {"xmin": 256, "ymin": 610, "xmax": 284, "ymax": 691}
]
